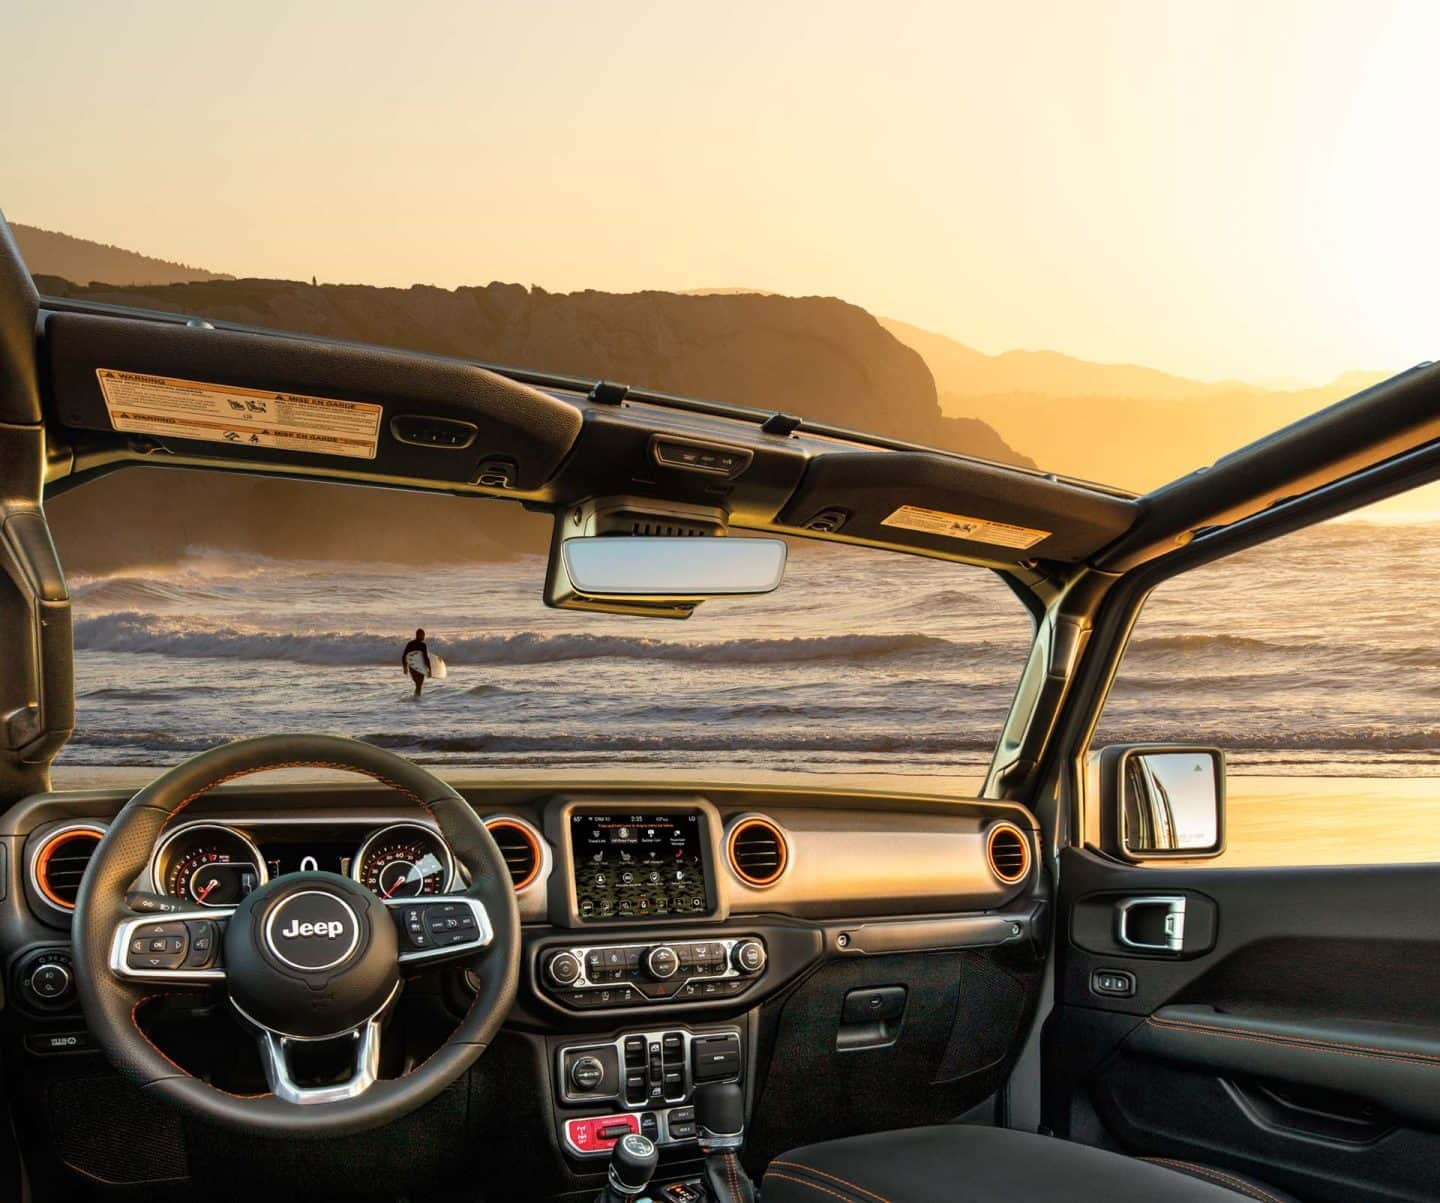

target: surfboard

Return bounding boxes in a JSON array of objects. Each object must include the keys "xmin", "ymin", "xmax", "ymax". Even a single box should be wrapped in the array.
[{"xmin": 404, "ymin": 649, "xmax": 445, "ymax": 679}]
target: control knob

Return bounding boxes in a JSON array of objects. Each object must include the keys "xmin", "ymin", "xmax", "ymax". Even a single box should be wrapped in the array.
[
  {"xmin": 645, "ymin": 945, "xmax": 680, "ymax": 980},
  {"xmin": 30, "ymin": 962, "xmax": 73, "ymax": 1002},
  {"xmin": 570, "ymin": 1054, "xmax": 605, "ymax": 1092},
  {"xmin": 545, "ymin": 950, "xmax": 582, "ymax": 987},
  {"xmin": 731, "ymin": 939, "xmax": 766, "ymax": 975}
]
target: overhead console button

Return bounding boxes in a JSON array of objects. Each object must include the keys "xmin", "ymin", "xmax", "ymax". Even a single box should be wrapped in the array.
[{"xmin": 650, "ymin": 436, "xmax": 753, "ymax": 478}]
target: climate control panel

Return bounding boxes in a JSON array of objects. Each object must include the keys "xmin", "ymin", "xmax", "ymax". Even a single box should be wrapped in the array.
[{"xmin": 540, "ymin": 936, "xmax": 766, "ymax": 1009}]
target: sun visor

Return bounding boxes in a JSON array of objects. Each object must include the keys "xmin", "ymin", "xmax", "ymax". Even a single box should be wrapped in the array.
[
  {"xmin": 775, "ymin": 451, "xmax": 1138, "ymax": 564},
  {"xmin": 43, "ymin": 312, "xmax": 583, "ymax": 491}
]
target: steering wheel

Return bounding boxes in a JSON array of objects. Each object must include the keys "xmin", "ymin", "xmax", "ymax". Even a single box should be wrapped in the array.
[{"xmin": 71, "ymin": 735, "xmax": 521, "ymax": 1137}]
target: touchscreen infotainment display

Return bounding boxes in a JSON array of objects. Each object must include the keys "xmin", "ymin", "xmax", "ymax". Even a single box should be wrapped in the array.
[{"xmin": 570, "ymin": 810, "xmax": 708, "ymax": 920}]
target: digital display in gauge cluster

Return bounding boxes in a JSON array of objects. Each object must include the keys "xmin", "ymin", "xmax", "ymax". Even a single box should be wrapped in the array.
[
  {"xmin": 570, "ymin": 811, "xmax": 709, "ymax": 920},
  {"xmin": 260, "ymin": 841, "xmax": 355, "ymax": 879}
]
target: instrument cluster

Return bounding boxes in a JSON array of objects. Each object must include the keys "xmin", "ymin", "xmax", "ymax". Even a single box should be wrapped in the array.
[{"xmin": 150, "ymin": 820, "xmax": 455, "ymax": 907}]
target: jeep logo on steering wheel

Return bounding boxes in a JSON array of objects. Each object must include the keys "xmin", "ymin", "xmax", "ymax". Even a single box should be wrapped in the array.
[
  {"xmin": 280, "ymin": 918, "xmax": 346, "ymax": 939},
  {"xmin": 264, "ymin": 890, "xmax": 361, "ymax": 972}
]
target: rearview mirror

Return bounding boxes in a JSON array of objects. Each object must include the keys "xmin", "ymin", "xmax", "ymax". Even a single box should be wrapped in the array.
[
  {"xmin": 1095, "ymin": 745, "xmax": 1226, "ymax": 861},
  {"xmin": 545, "ymin": 535, "xmax": 787, "ymax": 619}
]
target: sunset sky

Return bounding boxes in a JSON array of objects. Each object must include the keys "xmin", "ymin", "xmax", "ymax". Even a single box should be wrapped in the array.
[{"xmin": 4, "ymin": 1, "xmax": 1439, "ymax": 385}]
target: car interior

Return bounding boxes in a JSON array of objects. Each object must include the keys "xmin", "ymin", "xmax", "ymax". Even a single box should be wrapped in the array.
[{"xmin": 0, "ymin": 208, "xmax": 1438, "ymax": 1203}]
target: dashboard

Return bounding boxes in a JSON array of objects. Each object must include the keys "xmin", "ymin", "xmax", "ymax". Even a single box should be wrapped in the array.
[{"xmin": 2, "ymin": 778, "xmax": 1045, "ymax": 1197}]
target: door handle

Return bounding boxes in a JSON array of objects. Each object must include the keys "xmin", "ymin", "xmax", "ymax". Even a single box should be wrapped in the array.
[{"xmin": 1115, "ymin": 895, "xmax": 1187, "ymax": 952}]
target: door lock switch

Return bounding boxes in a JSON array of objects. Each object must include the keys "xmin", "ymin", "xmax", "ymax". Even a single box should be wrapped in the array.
[{"xmin": 1091, "ymin": 969, "xmax": 1136, "ymax": 998}]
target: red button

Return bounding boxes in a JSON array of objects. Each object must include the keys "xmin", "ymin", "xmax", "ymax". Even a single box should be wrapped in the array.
[{"xmin": 595, "ymin": 1114, "xmax": 637, "ymax": 1149}]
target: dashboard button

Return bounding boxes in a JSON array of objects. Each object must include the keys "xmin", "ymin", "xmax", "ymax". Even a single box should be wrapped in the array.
[
  {"xmin": 732, "ymin": 939, "xmax": 767, "ymax": 974},
  {"xmin": 570, "ymin": 1055, "xmax": 605, "ymax": 1091},
  {"xmin": 30, "ymin": 963, "xmax": 71, "ymax": 1000},
  {"xmin": 545, "ymin": 951, "xmax": 582, "ymax": 986},
  {"xmin": 646, "ymin": 946, "xmax": 680, "ymax": 980}
]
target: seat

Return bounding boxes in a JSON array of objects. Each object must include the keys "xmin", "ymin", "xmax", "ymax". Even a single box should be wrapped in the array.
[{"xmin": 761, "ymin": 1126, "xmax": 1300, "ymax": 1203}]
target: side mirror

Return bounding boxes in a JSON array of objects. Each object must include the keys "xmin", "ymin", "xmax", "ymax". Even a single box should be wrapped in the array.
[
  {"xmin": 545, "ymin": 532, "xmax": 786, "ymax": 619},
  {"xmin": 1095, "ymin": 745, "xmax": 1226, "ymax": 862}
]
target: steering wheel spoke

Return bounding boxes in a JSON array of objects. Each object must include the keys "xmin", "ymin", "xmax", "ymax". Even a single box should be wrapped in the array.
[
  {"xmin": 247, "ymin": 1013, "xmax": 385, "ymax": 1105},
  {"xmin": 385, "ymin": 893, "xmax": 494, "ymax": 965},
  {"xmin": 110, "ymin": 906, "xmax": 234, "ymax": 986}
]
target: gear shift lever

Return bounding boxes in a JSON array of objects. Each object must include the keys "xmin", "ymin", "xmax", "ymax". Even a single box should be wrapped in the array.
[
  {"xmin": 600, "ymin": 1132, "xmax": 659, "ymax": 1203},
  {"xmin": 694, "ymin": 1082, "xmax": 755, "ymax": 1203}
]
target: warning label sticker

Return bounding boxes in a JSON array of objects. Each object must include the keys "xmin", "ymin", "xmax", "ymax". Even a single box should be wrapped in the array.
[
  {"xmin": 881, "ymin": 505, "xmax": 1049, "ymax": 550},
  {"xmin": 95, "ymin": 370, "xmax": 382, "ymax": 460}
]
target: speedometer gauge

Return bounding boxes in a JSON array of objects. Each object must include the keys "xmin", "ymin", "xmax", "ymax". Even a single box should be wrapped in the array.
[
  {"xmin": 152, "ymin": 823, "xmax": 267, "ymax": 907},
  {"xmin": 353, "ymin": 823, "xmax": 453, "ymax": 899}
]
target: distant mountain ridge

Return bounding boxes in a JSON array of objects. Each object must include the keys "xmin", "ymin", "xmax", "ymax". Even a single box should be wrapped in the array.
[
  {"xmin": 877, "ymin": 317, "xmax": 1390, "ymax": 492},
  {"xmin": 12, "ymin": 223, "xmax": 231, "ymax": 286}
]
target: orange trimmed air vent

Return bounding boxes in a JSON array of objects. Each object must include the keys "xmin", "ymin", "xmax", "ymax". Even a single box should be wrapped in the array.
[
  {"xmin": 986, "ymin": 822, "xmax": 1032, "ymax": 884},
  {"xmin": 485, "ymin": 818, "xmax": 542, "ymax": 891},
  {"xmin": 33, "ymin": 824, "xmax": 106, "ymax": 909},
  {"xmin": 726, "ymin": 817, "xmax": 788, "ymax": 887}
]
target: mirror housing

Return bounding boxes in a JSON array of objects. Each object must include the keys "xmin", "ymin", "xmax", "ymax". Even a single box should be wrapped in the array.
[
  {"xmin": 545, "ymin": 498, "xmax": 786, "ymax": 619},
  {"xmin": 1095, "ymin": 744, "xmax": 1226, "ymax": 862}
]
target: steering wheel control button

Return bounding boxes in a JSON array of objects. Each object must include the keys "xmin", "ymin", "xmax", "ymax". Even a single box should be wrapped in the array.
[
  {"xmin": 125, "ymin": 921, "xmax": 190, "ymax": 971},
  {"xmin": 388, "ymin": 898, "xmax": 490, "ymax": 957},
  {"xmin": 183, "ymin": 919, "xmax": 222, "ymax": 968},
  {"xmin": 264, "ymin": 890, "xmax": 361, "ymax": 972}
]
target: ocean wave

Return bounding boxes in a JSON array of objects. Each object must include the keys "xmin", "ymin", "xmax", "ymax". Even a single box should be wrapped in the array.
[
  {"xmin": 1128, "ymin": 633, "xmax": 1289, "ymax": 654},
  {"xmin": 71, "ymin": 577, "xmax": 234, "ymax": 609},
  {"xmin": 72, "ymin": 614, "xmax": 959, "ymax": 667}
]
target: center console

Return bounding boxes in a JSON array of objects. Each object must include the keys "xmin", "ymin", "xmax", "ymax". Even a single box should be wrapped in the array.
[{"xmin": 556, "ymin": 1025, "xmax": 743, "ymax": 1158}]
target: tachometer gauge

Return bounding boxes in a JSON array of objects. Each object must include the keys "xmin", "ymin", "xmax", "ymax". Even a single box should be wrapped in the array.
[
  {"xmin": 353, "ymin": 823, "xmax": 453, "ymax": 899},
  {"xmin": 152, "ymin": 823, "xmax": 267, "ymax": 907}
]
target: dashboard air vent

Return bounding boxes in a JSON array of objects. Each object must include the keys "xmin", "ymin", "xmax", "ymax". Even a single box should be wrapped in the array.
[
  {"xmin": 33, "ymin": 825, "xmax": 106, "ymax": 909},
  {"xmin": 986, "ymin": 822, "xmax": 1032, "ymax": 884},
  {"xmin": 485, "ymin": 818, "xmax": 542, "ymax": 891},
  {"xmin": 727, "ymin": 817, "xmax": 788, "ymax": 887}
]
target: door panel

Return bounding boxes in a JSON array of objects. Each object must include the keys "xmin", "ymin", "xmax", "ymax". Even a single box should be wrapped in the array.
[{"xmin": 1049, "ymin": 848, "xmax": 1440, "ymax": 1203}]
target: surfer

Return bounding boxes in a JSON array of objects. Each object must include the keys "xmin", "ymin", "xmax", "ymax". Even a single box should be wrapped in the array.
[{"xmin": 401, "ymin": 628, "xmax": 431, "ymax": 697}]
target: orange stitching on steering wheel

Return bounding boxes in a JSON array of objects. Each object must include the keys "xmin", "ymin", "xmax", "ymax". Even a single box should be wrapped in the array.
[
  {"xmin": 163, "ymin": 759, "xmax": 438, "ymax": 820},
  {"xmin": 131, "ymin": 994, "xmax": 273, "ymax": 1099}
]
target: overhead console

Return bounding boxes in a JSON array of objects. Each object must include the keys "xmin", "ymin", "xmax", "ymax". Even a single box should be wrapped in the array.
[
  {"xmin": 41, "ymin": 312, "xmax": 584, "ymax": 493},
  {"xmin": 774, "ymin": 450, "xmax": 1137, "ymax": 566}
]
